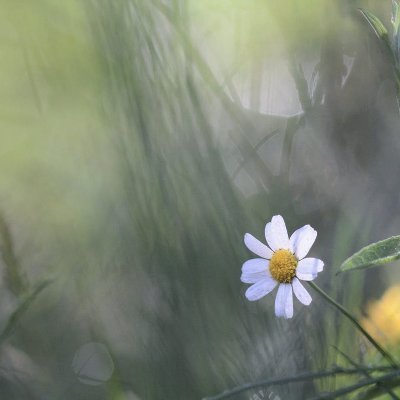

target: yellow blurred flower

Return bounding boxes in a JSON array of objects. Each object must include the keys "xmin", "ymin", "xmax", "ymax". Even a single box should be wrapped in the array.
[{"xmin": 361, "ymin": 285, "xmax": 400, "ymax": 345}]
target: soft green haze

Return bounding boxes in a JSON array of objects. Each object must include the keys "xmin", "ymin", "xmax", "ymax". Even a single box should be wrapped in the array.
[{"xmin": 0, "ymin": 1, "xmax": 399, "ymax": 399}]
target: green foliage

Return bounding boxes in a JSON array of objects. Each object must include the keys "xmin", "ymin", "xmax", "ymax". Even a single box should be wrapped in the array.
[
  {"xmin": 2, "ymin": 0, "xmax": 400, "ymax": 399},
  {"xmin": 339, "ymin": 236, "xmax": 400, "ymax": 273},
  {"xmin": 359, "ymin": 7, "xmax": 400, "ymax": 94},
  {"xmin": 359, "ymin": 8, "xmax": 389, "ymax": 43},
  {"xmin": 0, "ymin": 280, "xmax": 51, "ymax": 344}
]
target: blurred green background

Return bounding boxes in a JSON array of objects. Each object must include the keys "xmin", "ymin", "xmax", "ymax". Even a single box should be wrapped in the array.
[{"xmin": 1, "ymin": 0, "xmax": 400, "ymax": 399}]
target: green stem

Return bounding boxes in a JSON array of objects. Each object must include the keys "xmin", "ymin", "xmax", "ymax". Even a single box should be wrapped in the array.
[
  {"xmin": 203, "ymin": 366, "xmax": 395, "ymax": 400},
  {"xmin": 332, "ymin": 345, "xmax": 399, "ymax": 399},
  {"xmin": 309, "ymin": 369, "xmax": 400, "ymax": 400},
  {"xmin": 308, "ymin": 282, "xmax": 398, "ymax": 368}
]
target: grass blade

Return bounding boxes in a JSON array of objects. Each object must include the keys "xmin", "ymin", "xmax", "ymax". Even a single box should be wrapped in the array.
[{"xmin": 0, "ymin": 279, "xmax": 52, "ymax": 344}]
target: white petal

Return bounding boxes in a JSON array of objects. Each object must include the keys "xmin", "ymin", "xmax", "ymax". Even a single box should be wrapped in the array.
[
  {"xmin": 295, "ymin": 258, "xmax": 324, "ymax": 281},
  {"xmin": 241, "ymin": 259, "xmax": 270, "ymax": 283},
  {"xmin": 290, "ymin": 225, "xmax": 317, "ymax": 259},
  {"xmin": 296, "ymin": 272, "xmax": 317, "ymax": 281},
  {"xmin": 297, "ymin": 258, "xmax": 324, "ymax": 275},
  {"xmin": 317, "ymin": 262, "xmax": 324, "ymax": 273},
  {"xmin": 265, "ymin": 215, "xmax": 290, "ymax": 251},
  {"xmin": 274, "ymin": 285, "xmax": 286, "ymax": 317},
  {"xmin": 244, "ymin": 233, "xmax": 273, "ymax": 259},
  {"xmin": 292, "ymin": 278, "xmax": 312, "ymax": 305},
  {"xmin": 241, "ymin": 259, "xmax": 269, "ymax": 274},
  {"xmin": 285, "ymin": 286, "xmax": 294, "ymax": 318},
  {"xmin": 275, "ymin": 283, "xmax": 293, "ymax": 319},
  {"xmin": 245, "ymin": 278, "xmax": 277, "ymax": 301}
]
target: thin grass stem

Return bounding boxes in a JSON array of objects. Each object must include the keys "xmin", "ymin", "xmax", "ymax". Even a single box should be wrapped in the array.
[
  {"xmin": 309, "ymin": 370, "xmax": 400, "ymax": 399},
  {"xmin": 308, "ymin": 282, "xmax": 397, "ymax": 368},
  {"xmin": 203, "ymin": 366, "xmax": 395, "ymax": 400}
]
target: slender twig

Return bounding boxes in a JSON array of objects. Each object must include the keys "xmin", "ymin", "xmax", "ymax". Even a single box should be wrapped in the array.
[
  {"xmin": 231, "ymin": 129, "xmax": 280, "ymax": 180},
  {"xmin": 279, "ymin": 115, "xmax": 303, "ymax": 184},
  {"xmin": 309, "ymin": 370, "xmax": 400, "ymax": 399},
  {"xmin": 202, "ymin": 366, "xmax": 394, "ymax": 400},
  {"xmin": 308, "ymin": 282, "xmax": 397, "ymax": 367},
  {"xmin": 0, "ymin": 280, "xmax": 52, "ymax": 344},
  {"xmin": 0, "ymin": 212, "xmax": 28, "ymax": 296},
  {"xmin": 332, "ymin": 345, "xmax": 399, "ymax": 399},
  {"xmin": 354, "ymin": 378, "xmax": 400, "ymax": 400}
]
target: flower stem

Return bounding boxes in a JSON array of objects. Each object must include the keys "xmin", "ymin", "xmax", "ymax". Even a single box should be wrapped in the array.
[{"xmin": 308, "ymin": 281, "xmax": 398, "ymax": 367}]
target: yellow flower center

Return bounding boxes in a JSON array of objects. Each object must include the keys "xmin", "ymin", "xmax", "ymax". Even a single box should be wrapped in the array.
[{"xmin": 269, "ymin": 249, "xmax": 298, "ymax": 283}]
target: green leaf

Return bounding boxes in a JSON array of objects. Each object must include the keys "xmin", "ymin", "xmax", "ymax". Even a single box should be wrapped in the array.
[
  {"xmin": 359, "ymin": 8, "xmax": 389, "ymax": 41},
  {"xmin": 339, "ymin": 235, "xmax": 400, "ymax": 273},
  {"xmin": 359, "ymin": 7, "xmax": 400, "ymax": 80},
  {"xmin": 0, "ymin": 279, "xmax": 52, "ymax": 344}
]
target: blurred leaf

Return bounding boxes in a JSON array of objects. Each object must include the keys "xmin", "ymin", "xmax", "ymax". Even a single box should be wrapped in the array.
[
  {"xmin": 359, "ymin": 8, "xmax": 389, "ymax": 42},
  {"xmin": 0, "ymin": 280, "xmax": 52, "ymax": 344},
  {"xmin": 392, "ymin": 0, "xmax": 400, "ymax": 34},
  {"xmin": 359, "ymin": 7, "xmax": 398, "ymax": 69},
  {"xmin": 0, "ymin": 213, "xmax": 28, "ymax": 296},
  {"xmin": 339, "ymin": 236, "xmax": 400, "ymax": 273},
  {"xmin": 392, "ymin": 0, "xmax": 400, "ymax": 64},
  {"xmin": 289, "ymin": 59, "xmax": 312, "ymax": 112}
]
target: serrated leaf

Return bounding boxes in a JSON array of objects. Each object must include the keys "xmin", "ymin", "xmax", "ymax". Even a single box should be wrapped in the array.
[{"xmin": 339, "ymin": 235, "xmax": 400, "ymax": 273}]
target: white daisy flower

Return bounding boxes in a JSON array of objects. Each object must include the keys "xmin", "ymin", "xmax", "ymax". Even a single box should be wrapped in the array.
[{"xmin": 241, "ymin": 215, "xmax": 324, "ymax": 319}]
